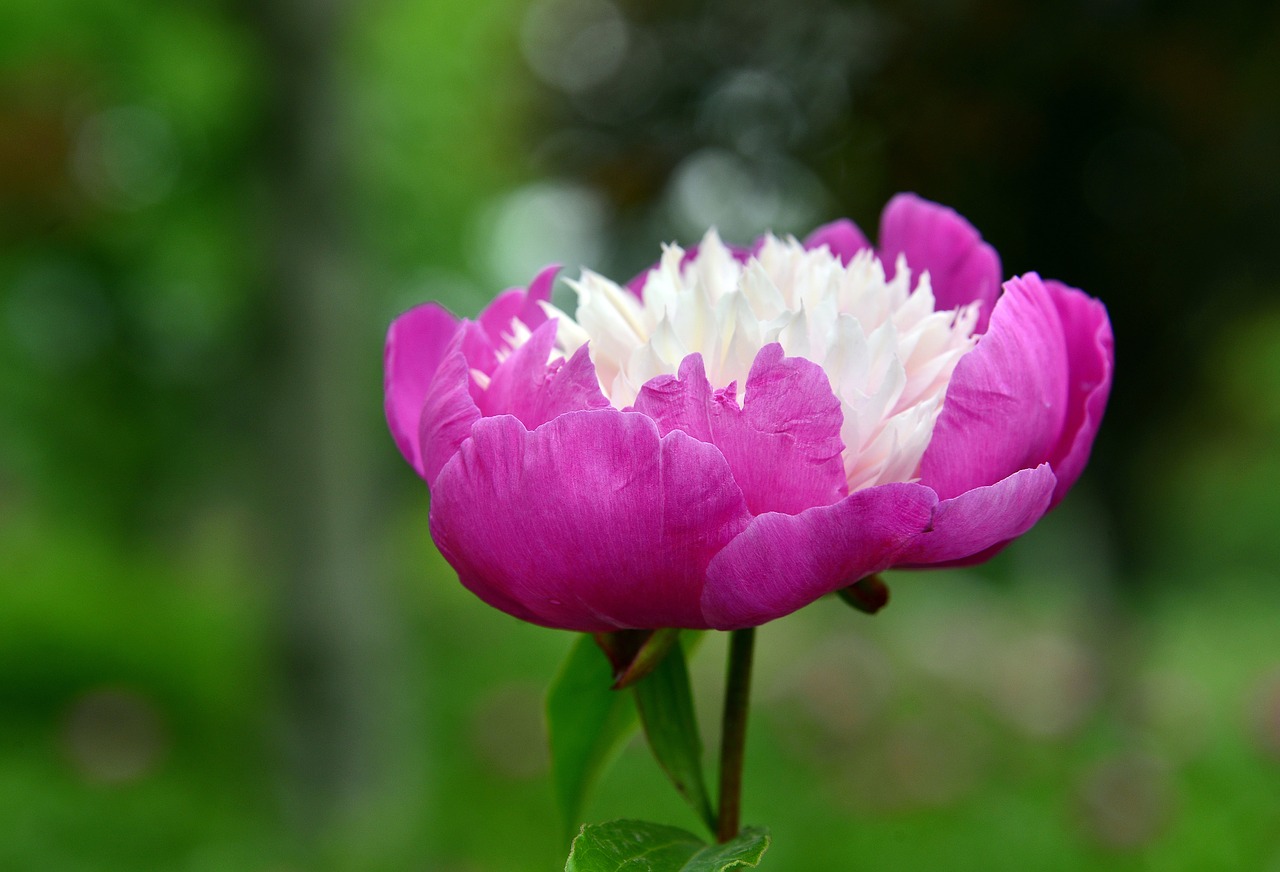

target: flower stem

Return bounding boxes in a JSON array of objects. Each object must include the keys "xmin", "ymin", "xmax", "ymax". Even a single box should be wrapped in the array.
[{"xmin": 715, "ymin": 626, "xmax": 756, "ymax": 843}]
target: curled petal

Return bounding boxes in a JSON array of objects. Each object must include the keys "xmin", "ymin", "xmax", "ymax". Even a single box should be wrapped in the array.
[
  {"xmin": 429, "ymin": 411, "xmax": 754, "ymax": 632},
  {"xmin": 476, "ymin": 288, "xmax": 527, "ymax": 346},
  {"xmin": 477, "ymin": 264, "xmax": 556, "ymax": 343},
  {"xmin": 919, "ymin": 274, "xmax": 1068, "ymax": 500},
  {"xmin": 478, "ymin": 319, "xmax": 558, "ymax": 420},
  {"xmin": 897, "ymin": 464, "xmax": 1057, "ymax": 565},
  {"xmin": 632, "ymin": 353, "xmax": 715, "ymax": 442},
  {"xmin": 634, "ymin": 346, "xmax": 848, "ymax": 515},
  {"xmin": 458, "ymin": 319, "xmax": 502, "ymax": 383},
  {"xmin": 535, "ymin": 344, "xmax": 614, "ymax": 424},
  {"xmin": 384, "ymin": 302, "xmax": 460, "ymax": 475},
  {"xmin": 418, "ymin": 333, "xmax": 482, "ymax": 486},
  {"xmin": 479, "ymin": 321, "xmax": 610, "ymax": 427},
  {"xmin": 803, "ymin": 218, "xmax": 872, "ymax": 265},
  {"xmin": 878, "ymin": 193, "xmax": 1002, "ymax": 333},
  {"xmin": 710, "ymin": 345, "xmax": 848, "ymax": 515},
  {"xmin": 702, "ymin": 483, "xmax": 937, "ymax": 630},
  {"xmin": 1043, "ymin": 280, "xmax": 1115, "ymax": 505}
]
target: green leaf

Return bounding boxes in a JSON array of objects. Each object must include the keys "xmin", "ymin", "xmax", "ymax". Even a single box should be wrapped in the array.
[
  {"xmin": 631, "ymin": 639, "xmax": 716, "ymax": 833},
  {"xmin": 681, "ymin": 827, "xmax": 771, "ymax": 871},
  {"xmin": 565, "ymin": 819, "xmax": 705, "ymax": 871},
  {"xmin": 547, "ymin": 634, "xmax": 640, "ymax": 842},
  {"xmin": 565, "ymin": 819, "xmax": 771, "ymax": 871}
]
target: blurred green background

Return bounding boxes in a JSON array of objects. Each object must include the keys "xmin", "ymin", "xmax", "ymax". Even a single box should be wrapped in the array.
[{"xmin": 2, "ymin": 0, "xmax": 1280, "ymax": 869}]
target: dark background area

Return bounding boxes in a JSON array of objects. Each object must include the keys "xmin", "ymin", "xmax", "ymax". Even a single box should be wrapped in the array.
[{"xmin": 2, "ymin": 0, "xmax": 1279, "ymax": 869}]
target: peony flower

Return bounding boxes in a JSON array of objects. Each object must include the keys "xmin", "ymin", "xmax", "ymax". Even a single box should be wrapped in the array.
[{"xmin": 385, "ymin": 193, "xmax": 1113, "ymax": 632}]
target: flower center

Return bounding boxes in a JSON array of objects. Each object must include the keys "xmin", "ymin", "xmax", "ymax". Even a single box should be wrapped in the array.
[{"xmin": 512, "ymin": 230, "xmax": 979, "ymax": 492}]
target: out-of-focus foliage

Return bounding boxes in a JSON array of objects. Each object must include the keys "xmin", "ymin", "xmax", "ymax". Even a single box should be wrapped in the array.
[
  {"xmin": 2, "ymin": 0, "xmax": 1280, "ymax": 870},
  {"xmin": 0, "ymin": 0, "xmax": 258, "ymax": 531}
]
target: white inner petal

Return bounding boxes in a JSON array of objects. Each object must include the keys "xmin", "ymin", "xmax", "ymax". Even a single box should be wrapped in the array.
[{"xmin": 507, "ymin": 230, "xmax": 980, "ymax": 492}]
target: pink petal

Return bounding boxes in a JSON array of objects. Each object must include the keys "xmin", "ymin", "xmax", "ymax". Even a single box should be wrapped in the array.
[
  {"xmin": 702, "ymin": 482, "xmax": 937, "ymax": 630},
  {"xmin": 480, "ymin": 320, "xmax": 611, "ymax": 428},
  {"xmin": 476, "ymin": 288, "xmax": 525, "ymax": 345},
  {"xmin": 536, "ymin": 344, "xmax": 614, "ymax": 424},
  {"xmin": 711, "ymin": 345, "xmax": 848, "ymax": 515},
  {"xmin": 417, "ymin": 332, "xmax": 482, "ymax": 486},
  {"xmin": 458, "ymin": 319, "xmax": 508, "ymax": 393},
  {"xmin": 878, "ymin": 193, "xmax": 1002, "ymax": 333},
  {"xmin": 384, "ymin": 303, "xmax": 460, "ymax": 475},
  {"xmin": 632, "ymin": 353, "xmax": 716, "ymax": 442},
  {"xmin": 919, "ymin": 273, "xmax": 1069, "ymax": 500},
  {"xmin": 803, "ymin": 218, "xmax": 872, "ymax": 265},
  {"xmin": 633, "ymin": 346, "xmax": 848, "ymax": 515},
  {"xmin": 428, "ymin": 410, "xmax": 754, "ymax": 631},
  {"xmin": 477, "ymin": 319, "xmax": 559, "ymax": 420},
  {"xmin": 625, "ymin": 269, "xmax": 652, "ymax": 299},
  {"xmin": 1042, "ymin": 280, "xmax": 1115, "ymax": 506},
  {"xmin": 897, "ymin": 464, "xmax": 1057, "ymax": 565},
  {"xmin": 477, "ymin": 264, "xmax": 556, "ymax": 343}
]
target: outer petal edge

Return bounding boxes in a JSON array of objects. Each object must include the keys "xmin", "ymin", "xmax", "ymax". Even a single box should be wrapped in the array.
[
  {"xmin": 803, "ymin": 219, "xmax": 872, "ymax": 265},
  {"xmin": 418, "ymin": 332, "xmax": 483, "ymax": 486},
  {"xmin": 702, "ymin": 482, "xmax": 937, "ymax": 630},
  {"xmin": 878, "ymin": 193, "xmax": 1002, "ymax": 333},
  {"xmin": 896, "ymin": 464, "xmax": 1057, "ymax": 566},
  {"xmin": 919, "ymin": 273, "xmax": 1069, "ymax": 500},
  {"xmin": 1043, "ymin": 280, "xmax": 1115, "ymax": 506},
  {"xmin": 384, "ymin": 302, "xmax": 460, "ymax": 476}
]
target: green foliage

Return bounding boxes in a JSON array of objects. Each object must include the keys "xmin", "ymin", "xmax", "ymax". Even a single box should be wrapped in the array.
[
  {"xmin": 548, "ymin": 635, "xmax": 641, "ymax": 842},
  {"xmin": 679, "ymin": 828, "xmax": 771, "ymax": 872},
  {"xmin": 565, "ymin": 820, "xmax": 770, "ymax": 872},
  {"xmin": 566, "ymin": 820, "xmax": 703, "ymax": 871},
  {"xmin": 632, "ymin": 638, "xmax": 716, "ymax": 835}
]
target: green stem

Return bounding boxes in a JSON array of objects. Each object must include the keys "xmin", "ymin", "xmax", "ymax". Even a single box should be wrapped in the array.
[{"xmin": 715, "ymin": 626, "xmax": 756, "ymax": 843}]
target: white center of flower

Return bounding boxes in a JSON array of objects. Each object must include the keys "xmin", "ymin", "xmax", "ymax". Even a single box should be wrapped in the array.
[{"xmin": 507, "ymin": 230, "xmax": 979, "ymax": 492}]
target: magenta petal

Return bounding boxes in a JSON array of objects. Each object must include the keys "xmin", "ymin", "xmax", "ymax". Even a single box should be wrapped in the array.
[
  {"xmin": 384, "ymin": 302, "xmax": 460, "ymax": 475},
  {"xmin": 625, "ymin": 269, "xmax": 652, "ymax": 299},
  {"xmin": 898, "ymin": 464, "xmax": 1056, "ymax": 565},
  {"xmin": 476, "ymin": 288, "xmax": 526, "ymax": 346},
  {"xmin": 477, "ymin": 319, "xmax": 558, "ymax": 420},
  {"xmin": 710, "ymin": 344, "xmax": 848, "ymax": 515},
  {"xmin": 1043, "ymin": 280, "xmax": 1115, "ymax": 506},
  {"xmin": 919, "ymin": 274, "xmax": 1069, "ymax": 500},
  {"xmin": 417, "ymin": 333, "xmax": 482, "ymax": 486},
  {"xmin": 633, "ymin": 346, "xmax": 847, "ymax": 515},
  {"xmin": 878, "ymin": 193, "xmax": 1002, "ymax": 333},
  {"xmin": 456, "ymin": 319, "xmax": 496, "ymax": 379},
  {"xmin": 477, "ymin": 265, "xmax": 556, "ymax": 344},
  {"xmin": 702, "ymin": 482, "xmax": 937, "ymax": 630},
  {"xmin": 803, "ymin": 219, "xmax": 872, "ymax": 265},
  {"xmin": 428, "ymin": 410, "xmax": 753, "ymax": 631},
  {"xmin": 481, "ymin": 322, "xmax": 611, "ymax": 428},
  {"xmin": 534, "ymin": 344, "xmax": 614, "ymax": 424},
  {"xmin": 520, "ymin": 264, "xmax": 558, "ymax": 325},
  {"xmin": 632, "ymin": 353, "xmax": 715, "ymax": 442}
]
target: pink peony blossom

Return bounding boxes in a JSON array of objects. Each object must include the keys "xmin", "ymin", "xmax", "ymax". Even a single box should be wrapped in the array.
[{"xmin": 385, "ymin": 194, "xmax": 1113, "ymax": 631}]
